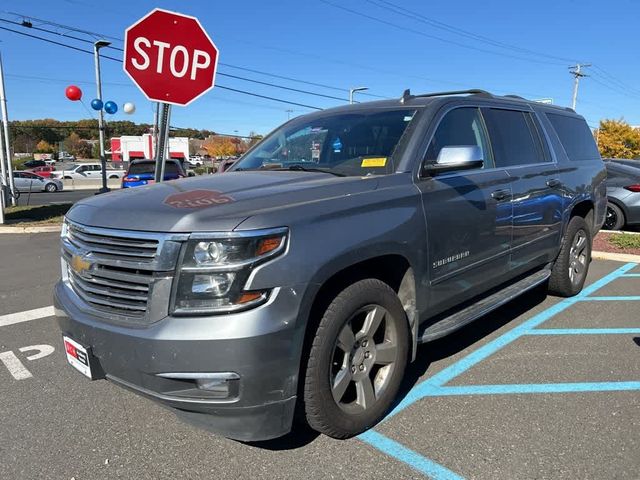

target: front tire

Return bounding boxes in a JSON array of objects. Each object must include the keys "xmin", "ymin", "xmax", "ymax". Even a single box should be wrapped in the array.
[
  {"xmin": 303, "ymin": 279, "xmax": 409, "ymax": 438},
  {"xmin": 604, "ymin": 202, "xmax": 625, "ymax": 230},
  {"xmin": 549, "ymin": 216, "xmax": 592, "ymax": 297},
  {"xmin": 45, "ymin": 183, "xmax": 57, "ymax": 192}
]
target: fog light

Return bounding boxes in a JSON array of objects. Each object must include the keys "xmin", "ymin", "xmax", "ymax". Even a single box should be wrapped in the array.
[
  {"xmin": 192, "ymin": 273, "xmax": 234, "ymax": 296},
  {"xmin": 195, "ymin": 373, "xmax": 240, "ymax": 398}
]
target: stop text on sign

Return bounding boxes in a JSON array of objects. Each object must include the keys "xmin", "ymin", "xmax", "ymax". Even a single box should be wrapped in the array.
[
  {"xmin": 123, "ymin": 8, "xmax": 219, "ymax": 106},
  {"xmin": 131, "ymin": 38, "xmax": 211, "ymax": 81}
]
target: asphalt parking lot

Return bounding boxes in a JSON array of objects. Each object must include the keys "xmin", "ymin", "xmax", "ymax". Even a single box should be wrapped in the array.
[{"xmin": 0, "ymin": 232, "xmax": 638, "ymax": 480}]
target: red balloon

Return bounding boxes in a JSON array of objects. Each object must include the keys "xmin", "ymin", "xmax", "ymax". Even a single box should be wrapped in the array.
[{"xmin": 65, "ymin": 85, "xmax": 82, "ymax": 101}]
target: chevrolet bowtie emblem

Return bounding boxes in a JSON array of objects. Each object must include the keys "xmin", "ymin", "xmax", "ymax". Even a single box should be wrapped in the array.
[{"xmin": 70, "ymin": 254, "xmax": 92, "ymax": 275}]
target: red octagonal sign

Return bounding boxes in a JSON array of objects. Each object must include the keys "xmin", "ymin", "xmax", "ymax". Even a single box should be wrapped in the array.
[{"xmin": 123, "ymin": 8, "xmax": 219, "ymax": 106}]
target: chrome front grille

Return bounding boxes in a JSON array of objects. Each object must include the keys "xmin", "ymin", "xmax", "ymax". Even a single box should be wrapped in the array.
[{"xmin": 61, "ymin": 220, "xmax": 188, "ymax": 325}]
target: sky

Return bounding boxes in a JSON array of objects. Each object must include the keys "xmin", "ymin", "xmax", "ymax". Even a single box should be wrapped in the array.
[{"xmin": 1, "ymin": 0, "xmax": 639, "ymax": 137}]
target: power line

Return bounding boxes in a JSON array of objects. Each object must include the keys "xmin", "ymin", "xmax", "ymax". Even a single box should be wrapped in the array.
[
  {"xmin": 0, "ymin": 12, "xmax": 387, "ymax": 100},
  {"xmin": 319, "ymin": 0, "xmax": 568, "ymax": 66},
  {"xmin": 0, "ymin": 17, "xmax": 349, "ymax": 103},
  {"xmin": 0, "ymin": 25, "xmax": 323, "ymax": 110},
  {"xmin": 364, "ymin": 0, "xmax": 578, "ymax": 64}
]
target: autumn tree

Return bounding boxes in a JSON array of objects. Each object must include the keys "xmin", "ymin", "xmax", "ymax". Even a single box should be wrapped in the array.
[
  {"xmin": 65, "ymin": 132, "xmax": 93, "ymax": 158},
  {"xmin": 34, "ymin": 140, "xmax": 55, "ymax": 153},
  {"xmin": 596, "ymin": 119, "xmax": 640, "ymax": 159},
  {"xmin": 203, "ymin": 136, "xmax": 236, "ymax": 158}
]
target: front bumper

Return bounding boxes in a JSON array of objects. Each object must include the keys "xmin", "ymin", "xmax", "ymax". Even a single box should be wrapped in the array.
[{"xmin": 54, "ymin": 281, "xmax": 307, "ymax": 441}]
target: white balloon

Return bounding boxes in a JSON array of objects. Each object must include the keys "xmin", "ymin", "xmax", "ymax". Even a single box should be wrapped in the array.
[{"xmin": 123, "ymin": 102, "xmax": 136, "ymax": 114}]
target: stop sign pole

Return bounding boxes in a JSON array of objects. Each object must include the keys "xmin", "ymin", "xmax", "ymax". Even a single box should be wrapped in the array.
[
  {"xmin": 123, "ymin": 9, "xmax": 219, "ymax": 182},
  {"xmin": 154, "ymin": 103, "xmax": 171, "ymax": 182}
]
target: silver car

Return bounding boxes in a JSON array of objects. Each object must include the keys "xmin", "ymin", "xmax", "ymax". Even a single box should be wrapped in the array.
[{"xmin": 14, "ymin": 171, "xmax": 64, "ymax": 192}]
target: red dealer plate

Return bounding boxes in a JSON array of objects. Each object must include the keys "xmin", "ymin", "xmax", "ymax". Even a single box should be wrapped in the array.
[{"xmin": 63, "ymin": 336, "xmax": 93, "ymax": 379}]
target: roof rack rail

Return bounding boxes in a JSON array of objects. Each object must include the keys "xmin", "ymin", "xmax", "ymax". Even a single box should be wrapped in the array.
[
  {"xmin": 504, "ymin": 94, "xmax": 525, "ymax": 100},
  {"xmin": 400, "ymin": 89, "xmax": 493, "ymax": 103}
]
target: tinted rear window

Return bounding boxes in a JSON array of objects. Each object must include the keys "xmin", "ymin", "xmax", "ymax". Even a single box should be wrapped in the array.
[
  {"xmin": 483, "ymin": 109, "xmax": 547, "ymax": 167},
  {"xmin": 129, "ymin": 162, "xmax": 180, "ymax": 175},
  {"xmin": 546, "ymin": 113, "xmax": 600, "ymax": 162}
]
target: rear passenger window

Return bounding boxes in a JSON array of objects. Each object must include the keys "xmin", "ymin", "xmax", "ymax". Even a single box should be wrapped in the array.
[
  {"xmin": 483, "ymin": 109, "xmax": 547, "ymax": 167},
  {"xmin": 546, "ymin": 113, "xmax": 600, "ymax": 162},
  {"xmin": 425, "ymin": 107, "xmax": 493, "ymax": 168}
]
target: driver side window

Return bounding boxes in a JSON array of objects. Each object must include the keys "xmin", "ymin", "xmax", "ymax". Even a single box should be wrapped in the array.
[{"xmin": 425, "ymin": 107, "xmax": 493, "ymax": 169}]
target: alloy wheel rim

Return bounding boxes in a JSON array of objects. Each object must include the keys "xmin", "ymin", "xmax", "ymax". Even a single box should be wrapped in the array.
[
  {"xmin": 329, "ymin": 304, "xmax": 399, "ymax": 414},
  {"xmin": 604, "ymin": 207, "xmax": 617, "ymax": 230},
  {"xmin": 568, "ymin": 229, "xmax": 588, "ymax": 286}
]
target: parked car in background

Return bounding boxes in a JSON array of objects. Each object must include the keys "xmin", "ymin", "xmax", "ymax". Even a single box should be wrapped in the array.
[
  {"xmin": 13, "ymin": 171, "xmax": 63, "ymax": 192},
  {"xmin": 186, "ymin": 156, "xmax": 203, "ymax": 167},
  {"xmin": 603, "ymin": 160, "xmax": 640, "ymax": 230},
  {"xmin": 58, "ymin": 152, "xmax": 76, "ymax": 162},
  {"xmin": 605, "ymin": 158, "xmax": 640, "ymax": 170},
  {"xmin": 122, "ymin": 159, "xmax": 186, "ymax": 188},
  {"xmin": 52, "ymin": 163, "xmax": 125, "ymax": 180},
  {"xmin": 23, "ymin": 159, "xmax": 47, "ymax": 169},
  {"xmin": 28, "ymin": 165, "xmax": 56, "ymax": 178}
]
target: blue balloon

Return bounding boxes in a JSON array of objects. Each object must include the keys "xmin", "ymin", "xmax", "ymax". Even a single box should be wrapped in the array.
[
  {"xmin": 90, "ymin": 98, "xmax": 103, "ymax": 111},
  {"xmin": 104, "ymin": 101, "xmax": 118, "ymax": 114}
]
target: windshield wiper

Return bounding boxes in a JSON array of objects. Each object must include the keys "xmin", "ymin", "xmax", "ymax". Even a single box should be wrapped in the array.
[{"xmin": 274, "ymin": 165, "xmax": 346, "ymax": 177}]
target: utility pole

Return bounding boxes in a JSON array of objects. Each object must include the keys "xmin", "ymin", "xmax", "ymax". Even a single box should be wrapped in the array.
[
  {"xmin": 0, "ymin": 52, "xmax": 16, "ymax": 207},
  {"xmin": 569, "ymin": 63, "xmax": 591, "ymax": 110},
  {"xmin": 285, "ymin": 109, "xmax": 294, "ymax": 120},
  {"xmin": 94, "ymin": 40, "xmax": 111, "ymax": 193}
]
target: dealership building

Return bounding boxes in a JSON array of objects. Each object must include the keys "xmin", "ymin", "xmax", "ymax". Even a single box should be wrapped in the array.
[{"xmin": 110, "ymin": 134, "xmax": 189, "ymax": 163}]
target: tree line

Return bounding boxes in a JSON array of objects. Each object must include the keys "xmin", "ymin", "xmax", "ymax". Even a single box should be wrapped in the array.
[{"xmin": 10, "ymin": 118, "xmax": 219, "ymax": 155}]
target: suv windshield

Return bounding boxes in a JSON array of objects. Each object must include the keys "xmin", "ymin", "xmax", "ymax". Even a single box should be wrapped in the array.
[{"xmin": 232, "ymin": 108, "xmax": 417, "ymax": 177}]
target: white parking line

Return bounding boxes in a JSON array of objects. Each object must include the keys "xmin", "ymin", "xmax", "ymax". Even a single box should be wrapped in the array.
[
  {"xmin": 0, "ymin": 351, "xmax": 33, "ymax": 379},
  {"xmin": 0, "ymin": 306, "xmax": 55, "ymax": 328}
]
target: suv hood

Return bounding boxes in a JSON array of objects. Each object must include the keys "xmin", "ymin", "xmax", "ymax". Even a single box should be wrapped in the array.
[{"xmin": 67, "ymin": 171, "xmax": 379, "ymax": 232}]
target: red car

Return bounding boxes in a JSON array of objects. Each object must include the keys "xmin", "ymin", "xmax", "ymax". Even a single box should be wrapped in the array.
[{"xmin": 28, "ymin": 165, "xmax": 56, "ymax": 178}]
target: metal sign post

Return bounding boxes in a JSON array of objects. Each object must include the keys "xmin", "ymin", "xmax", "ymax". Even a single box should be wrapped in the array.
[{"xmin": 153, "ymin": 103, "xmax": 171, "ymax": 183}]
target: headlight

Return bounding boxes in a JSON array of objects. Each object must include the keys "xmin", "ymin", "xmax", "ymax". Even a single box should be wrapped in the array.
[{"xmin": 171, "ymin": 227, "xmax": 288, "ymax": 315}]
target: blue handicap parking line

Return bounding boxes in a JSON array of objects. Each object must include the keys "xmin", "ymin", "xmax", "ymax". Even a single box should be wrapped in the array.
[
  {"xmin": 359, "ymin": 431, "xmax": 464, "ymax": 480},
  {"xmin": 360, "ymin": 263, "xmax": 639, "ymax": 479},
  {"xmin": 525, "ymin": 328, "xmax": 640, "ymax": 335},
  {"xmin": 580, "ymin": 296, "xmax": 640, "ymax": 301},
  {"xmin": 431, "ymin": 381, "xmax": 640, "ymax": 396}
]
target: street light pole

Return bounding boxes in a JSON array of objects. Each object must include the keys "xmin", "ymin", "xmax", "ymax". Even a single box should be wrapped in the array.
[
  {"xmin": 349, "ymin": 86, "xmax": 368, "ymax": 104},
  {"xmin": 94, "ymin": 40, "xmax": 111, "ymax": 194},
  {"xmin": 0, "ymin": 52, "xmax": 16, "ymax": 206}
]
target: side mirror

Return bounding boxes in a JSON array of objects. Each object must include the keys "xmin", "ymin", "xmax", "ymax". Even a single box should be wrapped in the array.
[{"xmin": 423, "ymin": 146, "xmax": 484, "ymax": 175}]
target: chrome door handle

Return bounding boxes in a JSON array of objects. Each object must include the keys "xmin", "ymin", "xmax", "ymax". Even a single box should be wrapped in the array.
[
  {"xmin": 491, "ymin": 189, "xmax": 511, "ymax": 201},
  {"xmin": 546, "ymin": 179, "xmax": 562, "ymax": 188}
]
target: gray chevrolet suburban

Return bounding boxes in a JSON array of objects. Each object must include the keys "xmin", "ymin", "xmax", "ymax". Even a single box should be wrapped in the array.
[{"xmin": 55, "ymin": 89, "xmax": 606, "ymax": 441}]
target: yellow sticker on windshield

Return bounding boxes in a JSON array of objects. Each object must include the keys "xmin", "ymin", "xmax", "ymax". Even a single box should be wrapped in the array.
[{"xmin": 361, "ymin": 157, "xmax": 387, "ymax": 168}]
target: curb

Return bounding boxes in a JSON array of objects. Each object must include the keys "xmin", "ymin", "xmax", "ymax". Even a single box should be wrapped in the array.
[
  {"xmin": 0, "ymin": 225, "xmax": 62, "ymax": 234},
  {"xmin": 598, "ymin": 229, "xmax": 640, "ymax": 236},
  {"xmin": 592, "ymin": 250, "xmax": 640, "ymax": 263}
]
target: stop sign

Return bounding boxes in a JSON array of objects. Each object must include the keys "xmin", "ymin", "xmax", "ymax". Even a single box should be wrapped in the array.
[{"xmin": 123, "ymin": 9, "xmax": 219, "ymax": 106}]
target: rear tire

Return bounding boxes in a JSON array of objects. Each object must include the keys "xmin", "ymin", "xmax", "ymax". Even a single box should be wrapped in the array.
[
  {"xmin": 549, "ymin": 216, "xmax": 592, "ymax": 297},
  {"xmin": 604, "ymin": 202, "xmax": 625, "ymax": 230},
  {"xmin": 303, "ymin": 279, "xmax": 409, "ymax": 439}
]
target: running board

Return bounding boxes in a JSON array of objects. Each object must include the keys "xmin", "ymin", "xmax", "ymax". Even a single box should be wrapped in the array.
[{"xmin": 418, "ymin": 268, "xmax": 551, "ymax": 343}]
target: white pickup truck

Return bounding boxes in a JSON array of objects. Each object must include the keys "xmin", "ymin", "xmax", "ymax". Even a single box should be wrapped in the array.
[{"xmin": 52, "ymin": 163, "xmax": 125, "ymax": 180}]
